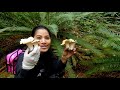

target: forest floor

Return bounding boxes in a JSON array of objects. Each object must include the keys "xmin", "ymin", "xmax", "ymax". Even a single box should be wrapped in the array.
[{"xmin": 0, "ymin": 57, "xmax": 14, "ymax": 78}]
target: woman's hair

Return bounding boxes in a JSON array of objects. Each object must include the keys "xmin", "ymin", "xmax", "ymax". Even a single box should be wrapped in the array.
[{"xmin": 31, "ymin": 25, "xmax": 51, "ymax": 37}]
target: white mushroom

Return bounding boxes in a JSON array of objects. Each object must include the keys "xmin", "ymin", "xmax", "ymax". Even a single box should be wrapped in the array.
[
  {"xmin": 20, "ymin": 37, "xmax": 40, "ymax": 51},
  {"xmin": 61, "ymin": 39, "xmax": 77, "ymax": 50}
]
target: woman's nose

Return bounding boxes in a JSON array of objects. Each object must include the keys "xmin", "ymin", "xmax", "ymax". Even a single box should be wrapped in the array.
[{"xmin": 41, "ymin": 38, "xmax": 46, "ymax": 43}]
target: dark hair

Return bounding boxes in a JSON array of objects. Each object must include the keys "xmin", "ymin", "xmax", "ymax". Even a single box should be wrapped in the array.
[{"xmin": 31, "ymin": 25, "xmax": 51, "ymax": 37}]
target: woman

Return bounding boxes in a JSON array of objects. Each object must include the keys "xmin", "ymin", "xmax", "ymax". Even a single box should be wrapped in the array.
[{"xmin": 14, "ymin": 25, "xmax": 76, "ymax": 78}]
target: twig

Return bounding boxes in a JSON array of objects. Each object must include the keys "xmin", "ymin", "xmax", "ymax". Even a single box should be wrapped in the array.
[{"xmin": 0, "ymin": 65, "xmax": 6, "ymax": 72}]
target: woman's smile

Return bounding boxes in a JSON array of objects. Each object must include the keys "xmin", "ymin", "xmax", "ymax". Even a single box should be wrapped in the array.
[{"xmin": 40, "ymin": 46, "xmax": 48, "ymax": 49}]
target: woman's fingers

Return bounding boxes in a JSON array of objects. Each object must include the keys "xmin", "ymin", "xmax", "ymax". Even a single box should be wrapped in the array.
[
  {"xmin": 63, "ymin": 48, "xmax": 76, "ymax": 57},
  {"xmin": 29, "ymin": 45, "xmax": 40, "ymax": 56},
  {"xmin": 73, "ymin": 48, "xmax": 77, "ymax": 54},
  {"xmin": 24, "ymin": 48, "xmax": 29, "ymax": 55}
]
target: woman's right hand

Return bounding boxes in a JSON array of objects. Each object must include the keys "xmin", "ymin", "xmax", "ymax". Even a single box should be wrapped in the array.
[{"xmin": 22, "ymin": 44, "xmax": 40, "ymax": 70}]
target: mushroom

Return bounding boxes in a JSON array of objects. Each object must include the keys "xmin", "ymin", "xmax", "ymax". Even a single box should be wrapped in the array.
[
  {"xmin": 20, "ymin": 37, "xmax": 40, "ymax": 51},
  {"xmin": 61, "ymin": 39, "xmax": 77, "ymax": 50}
]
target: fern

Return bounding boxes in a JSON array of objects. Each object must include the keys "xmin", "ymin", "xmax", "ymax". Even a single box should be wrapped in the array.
[
  {"xmin": 0, "ymin": 26, "xmax": 31, "ymax": 33},
  {"xmin": 92, "ymin": 56, "xmax": 120, "ymax": 64},
  {"xmin": 55, "ymin": 13, "xmax": 74, "ymax": 30},
  {"xmin": 94, "ymin": 27, "xmax": 120, "ymax": 51},
  {"xmin": 84, "ymin": 56, "xmax": 120, "ymax": 76},
  {"xmin": 71, "ymin": 55, "xmax": 77, "ymax": 67},
  {"xmin": 73, "ymin": 12, "xmax": 96, "ymax": 20},
  {"xmin": 51, "ymin": 36, "xmax": 63, "ymax": 59},
  {"xmin": 83, "ymin": 34, "xmax": 120, "ymax": 56},
  {"xmin": 0, "ymin": 12, "xmax": 43, "ymax": 28},
  {"xmin": 65, "ymin": 60, "xmax": 76, "ymax": 78},
  {"xmin": 39, "ymin": 12, "xmax": 47, "ymax": 25},
  {"xmin": 47, "ymin": 24, "xmax": 58, "ymax": 37},
  {"xmin": 55, "ymin": 13, "xmax": 74, "ymax": 23},
  {"xmin": 102, "ymin": 48, "xmax": 120, "ymax": 56},
  {"xmin": 85, "ymin": 62, "xmax": 120, "ymax": 77}
]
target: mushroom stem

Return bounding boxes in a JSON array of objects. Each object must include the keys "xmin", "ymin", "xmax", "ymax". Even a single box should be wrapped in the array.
[
  {"xmin": 65, "ymin": 43, "xmax": 70, "ymax": 50},
  {"xmin": 69, "ymin": 42, "xmax": 75, "ymax": 50},
  {"xmin": 20, "ymin": 37, "xmax": 40, "ymax": 52},
  {"xmin": 26, "ymin": 43, "xmax": 34, "ymax": 52}
]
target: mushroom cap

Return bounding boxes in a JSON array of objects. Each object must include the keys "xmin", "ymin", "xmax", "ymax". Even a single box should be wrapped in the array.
[
  {"xmin": 20, "ymin": 37, "xmax": 39, "ymax": 44},
  {"xmin": 69, "ymin": 39, "xmax": 76, "ymax": 43},
  {"xmin": 20, "ymin": 37, "xmax": 34, "ymax": 44},
  {"xmin": 31, "ymin": 39, "xmax": 40, "ymax": 43},
  {"xmin": 61, "ymin": 39, "xmax": 76, "ymax": 45}
]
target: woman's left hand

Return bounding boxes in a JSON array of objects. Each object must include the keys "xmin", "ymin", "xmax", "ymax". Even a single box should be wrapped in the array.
[{"xmin": 61, "ymin": 48, "xmax": 76, "ymax": 63}]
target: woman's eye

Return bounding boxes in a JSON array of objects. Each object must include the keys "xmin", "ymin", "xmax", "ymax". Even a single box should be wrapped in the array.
[
  {"xmin": 45, "ymin": 37, "xmax": 50, "ymax": 40},
  {"xmin": 36, "ymin": 36, "xmax": 50, "ymax": 40},
  {"xmin": 37, "ymin": 37, "xmax": 41, "ymax": 39}
]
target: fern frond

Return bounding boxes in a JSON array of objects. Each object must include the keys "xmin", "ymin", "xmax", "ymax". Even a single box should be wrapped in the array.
[
  {"xmin": 0, "ymin": 12, "xmax": 34, "ymax": 27},
  {"xmin": 0, "ymin": 12, "xmax": 43, "ymax": 28},
  {"xmin": 96, "ymin": 27, "xmax": 120, "ymax": 39},
  {"xmin": 71, "ymin": 55, "xmax": 77, "ymax": 67},
  {"xmin": 93, "ymin": 27, "xmax": 120, "ymax": 52},
  {"xmin": 0, "ymin": 26, "xmax": 31, "ymax": 33},
  {"xmin": 73, "ymin": 12, "xmax": 95, "ymax": 20},
  {"xmin": 102, "ymin": 48, "xmax": 120, "ymax": 56},
  {"xmin": 85, "ymin": 62, "xmax": 120, "ymax": 76},
  {"xmin": 51, "ymin": 36, "xmax": 63, "ymax": 59},
  {"xmin": 92, "ymin": 56, "xmax": 120, "ymax": 64},
  {"xmin": 84, "ymin": 56, "xmax": 120, "ymax": 76},
  {"xmin": 65, "ymin": 60, "xmax": 76, "ymax": 78},
  {"xmin": 56, "ymin": 13, "xmax": 74, "ymax": 23},
  {"xmin": 55, "ymin": 13, "xmax": 74, "ymax": 29},
  {"xmin": 39, "ymin": 12, "xmax": 47, "ymax": 25},
  {"xmin": 80, "ymin": 56, "xmax": 120, "ymax": 66},
  {"xmin": 78, "ymin": 60, "xmax": 93, "ymax": 66},
  {"xmin": 47, "ymin": 24, "xmax": 58, "ymax": 37}
]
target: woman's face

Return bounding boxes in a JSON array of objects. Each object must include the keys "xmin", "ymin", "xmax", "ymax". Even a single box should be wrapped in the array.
[{"xmin": 34, "ymin": 29, "xmax": 51, "ymax": 53}]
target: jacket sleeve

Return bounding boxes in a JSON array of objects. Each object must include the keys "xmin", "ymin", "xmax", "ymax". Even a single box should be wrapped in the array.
[{"xmin": 14, "ymin": 53, "xmax": 35, "ymax": 78}]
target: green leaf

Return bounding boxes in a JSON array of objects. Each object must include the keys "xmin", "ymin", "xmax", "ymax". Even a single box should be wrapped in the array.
[
  {"xmin": 0, "ymin": 26, "xmax": 31, "ymax": 33},
  {"xmin": 47, "ymin": 24, "xmax": 58, "ymax": 37},
  {"xmin": 51, "ymin": 37, "xmax": 63, "ymax": 59},
  {"xmin": 65, "ymin": 60, "xmax": 76, "ymax": 78}
]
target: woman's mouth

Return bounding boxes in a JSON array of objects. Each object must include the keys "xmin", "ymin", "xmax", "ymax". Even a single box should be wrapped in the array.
[{"xmin": 40, "ymin": 46, "xmax": 47, "ymax": 49}]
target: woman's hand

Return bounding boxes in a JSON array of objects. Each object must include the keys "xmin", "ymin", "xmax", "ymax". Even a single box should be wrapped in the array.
[
  {"xmin": 61, "ymin": 48, "xmax": 76, "ymax": 64},
  {"xmin": 22, "ymin": 44, "xmax": 40, "ymax": 70}
]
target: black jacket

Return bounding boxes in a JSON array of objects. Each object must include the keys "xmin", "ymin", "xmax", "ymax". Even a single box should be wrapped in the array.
[{"xmin": 14, "ymin": 50, "xmax": 66, "ymax": 78}]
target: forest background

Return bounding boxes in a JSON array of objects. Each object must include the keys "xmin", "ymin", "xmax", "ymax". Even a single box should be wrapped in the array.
[{"xmin": 0, "ymin": 12, "xmax": 120, "ymax": 78}]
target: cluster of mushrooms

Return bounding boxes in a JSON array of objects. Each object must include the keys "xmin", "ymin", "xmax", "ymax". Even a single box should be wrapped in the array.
[
  {"xmin": 20, "ymin": 37, "xmax": 39, "ymax": 51},
  {"xmin": 61, "ymin": 39, "xmax": 77, "ymax": 50}
]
